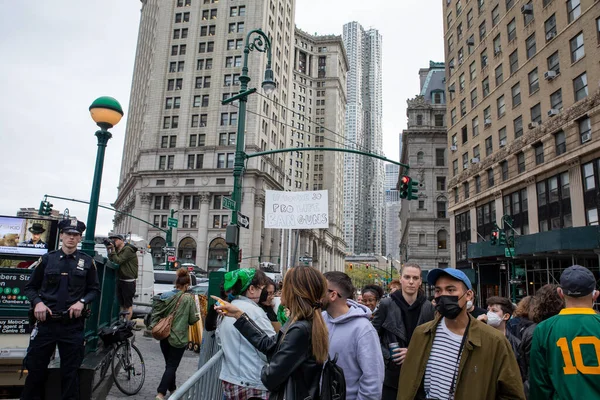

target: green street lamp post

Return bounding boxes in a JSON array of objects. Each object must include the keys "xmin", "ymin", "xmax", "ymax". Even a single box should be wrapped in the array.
[
  {"xmin": 222, "ymin": 29, "xmax": 276, "ymax": 272},
  {"xmin": 81, "ymin": 96, "xmax": 124, "ymax": 257}
]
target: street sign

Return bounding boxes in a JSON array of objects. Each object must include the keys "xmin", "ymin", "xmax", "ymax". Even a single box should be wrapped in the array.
[
  {"xmin": 237, "ymin": 212, "xmax": 250, "ymax": 229},
  {"xmin": 162, "ymin": 246, "xmax": 176, "ymax": 252},
  {"xmin": 222, "ymin": 197, "xmax": 236, "ymax": 211},
  {"xmin": 299, "ymin": 256, "xmax": 313, "ymax": 262},
  {"xmin": 167, "ymin": 218, "xmax": 178, "ymax": 228},
  {"xmin": 168, "ymin": 256, "xmax": 176, "ymax": 262},
  {"xmin": 505, "ymin": 248, "xmax": 515, "ymax": 258}
]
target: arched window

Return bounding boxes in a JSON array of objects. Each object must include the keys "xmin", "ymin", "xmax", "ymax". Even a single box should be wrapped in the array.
[
  {"xmin": 417, "ymin": 114, "xmax": 423, "ymax": 126},
  {"xmin": 208, "ymin": 237, "xmax": 228, "ymax": 271},
  {"xmin": 438, "ymin": 230, "xmax": 448, "ymax": 249},
  {"xmin": 178, "ymin": 237, "xmax": 197, "ymax": 262},
  {"xmin": 150, "ymin": 237, "xmax": 166, "ymax": 266},
  {"xmin": 437, "ymin": 199, "xmax": 447, "ymax": 218},
  {"xmin": 417, "ymin": 151, "xmax": 424, "ymax": 164}
]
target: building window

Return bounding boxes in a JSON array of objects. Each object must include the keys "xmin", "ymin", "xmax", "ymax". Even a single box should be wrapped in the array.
[
  {"xmin": 471, "ymin": 88, "xmax": 478, "ymax": 108},
  {"xmin": 531, "ymin": 103, "xmax": 542, "ymax": 124},
  {"xmin": 469, "ymin": 61, "xmax": 477, "ymax": 81},
  {"xmin": 581, "ymin": 159, "xmax": 600, "ymax": 225},
  {"xmin": 481, "ymin": 48, "xmax": 488, "ymax": 68},
  {"xmin": 503, "ymin": 189, "xmax": 529, "ymax": 234},
  {"xmin": 473, "ymin": 175, "xmax": 481, "ymax": 193},
  {"xmin": 453, "ymin": 160, "xmax": 459, "ymax": 176},
  {"xmin": 501, "ymin": 160, "xmax": 509, "ymax": 181},
  {"xmin": 465, "ymin": 182, "xmax": 471, "ymax": 199},
  {"xmin": 436, "ymin": 149, "xmax": 445, "ymax": 166},
  {"xmin": 514, "ymin": 115, "xmax": 523, "ymax": 138},
  {"xmin": 597, "ymin": 17, "xmax": 600, "ymax": 44},
  {"xmin": 485, "ymin": 136, "xmax": 493, "ymax": 156},
  {"xmin": 492, "ymin": 5, "xmax": 500, "ymax": 26},
  {"xmin": 567, "ymin": 0, "xmax": 581, "ymax": 23},
  {"xmin": 472, "ymin": 117, "xmax": 479, "ymax": 137},
  {"xmin": 573, "ymin": 72, "xmax": 588, "ymax": 101},
  {"xmin": 438, "ymin": 230, "xmax": 448, "ymax": 249},
  {"xmin": 460, "ymin": 99, "xmax": 466, "ymax": 117},
  {"xmin": 497, "ymin": 95, "xmax": 506, "ymax": 117},
  {"xmin": 419, "ymin": 234, "xmax": 426, "ymax": 246},
  {"xmin": 506, "ymin": 0, "xmax": 515, "ymax": 9},
  {"xmin": 435, "ymin": 114, "xmax": 445, "ymax": 126},
  {"xmin": 550, "ymin": 89, "xmax": 563, "ymax": 111},
  {"xmin": 545, "ymin": 14, "xmax": 557, "ymax": 40},
  {"xmin": 534, "ymin": 142, "xmax": 544, "ymax": 165},
  {"xmin": 487, "ymin": 168, "xmax": 495, "ymax": 187},
  {"xmin": 154, "ymin": 195, "xmax": 171, "ymax": 210},
  {"xmin": 570, "ymin": 32, "xmax": 585, "ymax": 63},
  {"xmin": 467, "ymin": 9, "xmax": 474, "ymax": 28},
  {"xmin": 523, "ymin": 1, "xmax": 534, "ymax": 25},
  {"xmin": 187, "ymin": 154, "xmax": 204, "ymax": 169},
  {"xmin": 459, "ymin": 74, "xmax": 466, "ymax": 92},
  {"xmin": 484, "ymin": 107, "xmax": 491, "ymax": 124},
  {"xmin": 454, "ymin": 187, "xmax": 459, "ymax": 203},
  {"xmin": 451, "ymin": 108, "xmax": 457, "ymax": 125},
  {"xmin": 416, "ymin": 114, "xmax": 423, "ymax": 126},
  {"xmin": 526, "ymin": 33, "xmax": 536, "ymax": 59},
  {"xmin": 511, "ymin": 83, "xmax": 521, "ymax": 107},
  {"xmin": 498, "ymin": 127, "xmax": 507, "ymax": 145},
  {"xmin": 493, "ymin": 34, "xmax": 501, "ymax": 55},
  {"xmin": 417, "ymin": 151, "xmax": 424, "ymax": 164},
  {"xmin": 555, "ymin": 130, "xmax": 566, "ymax": 155},
  {"xmin": 455, "ymin": 211, "xmax": 471, "ymax": 261},
  {"xmin": 517, "ymin": 152, "xmax": 525, "ymax": 173},
  {"xmin": 479, "ymin": 21, "xmax": 487, "ymax": 40},
  {"xmin": 507, "ymin": 18, "xmax": 516, "ymax": 41},
  {"xmin": 547, "ymin": 51, "xmax": 560, "ymax": 74},
  {"xmin": 462, "ymin": 152, "xmax": 469, "ymax": 170},
  {"xmin": 509, "ymin": 50, "xmax": 518, "ymax": 75},
  {"xmin": 482, "ymin": 77, "xmax": 490, "ymax": 97},
  {"xmin": 212, "ymin": 215, "xmax": 230, "ymax": 229},
  {"xmin": 437, "ymin": 177, "xmax": 446, "ymax": 191},
  {"xmin": 418, "ymin": 201, "xmax": 425, "ymax": 210},
  {"xmin": 528, "ymin": 68, "xmax": 539, "ymax": 94},
  {"xmin": 476, "ymin": 200, "xmax": 497, "ymax": 241},
  {"xmin": 579, "ymin": 117, "xmax": 591, "ymax": 143},
  {"xmin": 495, "ymin": 64, "xmax": 503, "ymax": 86},
  {"xmin": 537, "ymin": 172, "xmax": 572, "ymax": 231}
]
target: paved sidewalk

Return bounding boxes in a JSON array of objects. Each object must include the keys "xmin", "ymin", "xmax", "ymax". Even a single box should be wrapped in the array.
[{"xmin": 106, "ymin": 330, "xmax": 200, "ymax": 399}]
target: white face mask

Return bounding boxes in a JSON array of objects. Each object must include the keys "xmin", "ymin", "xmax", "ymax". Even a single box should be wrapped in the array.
[{"xmin": 487, "ymin": 311, "xmax": 503, "ymax": 327}]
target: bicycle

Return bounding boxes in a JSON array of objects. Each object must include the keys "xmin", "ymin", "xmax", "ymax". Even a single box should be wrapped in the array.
[{"xmin": 100, "ymin": 310, "xmax": 146, "ymax": 395}]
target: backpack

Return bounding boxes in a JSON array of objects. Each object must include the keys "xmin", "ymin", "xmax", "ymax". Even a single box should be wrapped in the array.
[{"xmin": 321, "ymin": 353, "xmax": 346, "ymax": 400}]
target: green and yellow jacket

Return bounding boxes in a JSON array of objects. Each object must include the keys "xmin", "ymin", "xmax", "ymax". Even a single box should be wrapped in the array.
[{"xmin": 151, "ymin": 290, "xmax": 200, "ymax": 348}]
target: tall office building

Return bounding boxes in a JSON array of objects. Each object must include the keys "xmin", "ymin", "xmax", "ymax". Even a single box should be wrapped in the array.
[
  {"xmin": 385, "ymin": 163, "xmax": 400, "ymax": 190},
  {"xmin": 444, "ymin": 0, "xmax": 599, "ymax": 301},
  {"xmin": 113, "ymin": 0, "xmax": 296, "ymax": 270},
  {"xmin": 385, "ymin": 163, "xmax": 401, "ymax": 258},
  {"xmin": 399, "ymin": 62, "xmax": 449, "ymax": 271},
  {"xmin": 342, "ymin": 21, "xmax": 385, "ymax": 255},
  {"xmin": 285, "ymin": 28, "xmax": 348, "ymax": 271}
]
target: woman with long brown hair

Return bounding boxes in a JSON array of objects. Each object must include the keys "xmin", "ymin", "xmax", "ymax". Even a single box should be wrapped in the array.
[{"xmin": 213, "ymin": 266, "xmax": 329, "ymax": 400}]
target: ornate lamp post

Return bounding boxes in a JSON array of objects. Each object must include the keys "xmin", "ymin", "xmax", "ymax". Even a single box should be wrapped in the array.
[
  {"xmin": 222, "ymin": 29, "xmax": 276, "ymax": 271},
  {"xmin": 81, "ymin": 96, "xmax": 124, "ymax": 256}
]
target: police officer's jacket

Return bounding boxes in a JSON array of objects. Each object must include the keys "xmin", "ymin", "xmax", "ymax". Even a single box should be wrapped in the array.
[{"xmin": 24, "ymin": 249, "xmax": 101, "ymax": 313}]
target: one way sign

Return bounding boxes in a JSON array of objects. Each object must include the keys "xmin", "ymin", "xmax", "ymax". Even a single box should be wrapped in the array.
[{"xmin": 237, "ymin": 212, "xmax": 250, "ymax": 229}]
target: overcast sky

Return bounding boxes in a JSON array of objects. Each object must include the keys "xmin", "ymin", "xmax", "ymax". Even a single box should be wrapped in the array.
[{"xmin": 0, "ymin": 0, "xmax": 443, "ymax": 236}]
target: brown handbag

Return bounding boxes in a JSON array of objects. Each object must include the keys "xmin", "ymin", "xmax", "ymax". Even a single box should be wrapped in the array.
[{"xmin": 152, "ymin": 293, "xmax": 186, "ymax": 340}]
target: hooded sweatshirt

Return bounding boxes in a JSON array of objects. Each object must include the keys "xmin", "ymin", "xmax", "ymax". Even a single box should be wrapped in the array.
[{"xmin": 323, "ymin": 300, "xmax": 384, "ymax": 400}]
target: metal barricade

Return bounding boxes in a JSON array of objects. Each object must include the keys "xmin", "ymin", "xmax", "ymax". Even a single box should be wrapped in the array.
[{"xmin": 170, "ymin": 330, "xmax": 224, "ymax": 400}]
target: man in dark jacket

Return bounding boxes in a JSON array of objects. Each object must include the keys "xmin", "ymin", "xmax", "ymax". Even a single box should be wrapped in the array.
[
  {"xmin": 372, "ymin": 263, "xmax": 435, "ymax": 400},
  {"xmin": 107, "ymin": 234, "xmax": 138, "ymax": 320}
]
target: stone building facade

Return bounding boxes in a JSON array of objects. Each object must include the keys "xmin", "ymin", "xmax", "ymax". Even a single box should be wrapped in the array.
[{"xmin": 399, "ymin": 62, "xmax": 450, "ymax": 271}]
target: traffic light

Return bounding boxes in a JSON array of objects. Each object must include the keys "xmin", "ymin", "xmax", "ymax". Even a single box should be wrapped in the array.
[
  {"xmin": 499, "ymin": 231, "xmax": 507, "ymax": 246},
  {"xmin": 491, "ymin": 228, "xmax": 499, "ymax": 245},
  {"xmin": 408, "ymin": 179, "xmax": 419, "ymax": 200},
  {"xmin": 399, "ymin": 176, "xmax": 410, "ymax": 199},
  {"xmin": 38, "ymin": 201, "xmax": 53, "ymax": 216}
]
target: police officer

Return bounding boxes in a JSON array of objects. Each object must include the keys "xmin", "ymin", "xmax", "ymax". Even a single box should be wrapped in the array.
[{"xmin": 22, "ymin": 219, "xmax": 100, "ymax": 400}]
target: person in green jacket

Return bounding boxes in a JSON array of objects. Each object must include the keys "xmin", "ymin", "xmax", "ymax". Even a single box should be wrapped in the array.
[
  {"xmin": 107, "ymin": 234, "xmax": 139, "ymax": 320},
  {"xmin": 151, "ymin": 268, "xmax": 200, "ymax": 400},
  {"xmin": 529, "ymin": 265, "xmax": 600, "ymax": 400}
]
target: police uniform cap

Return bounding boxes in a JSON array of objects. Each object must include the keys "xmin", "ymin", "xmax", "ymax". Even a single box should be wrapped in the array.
[{"xmin": 58, "ymin": 219, "xmax": 86, "ymax": 234}]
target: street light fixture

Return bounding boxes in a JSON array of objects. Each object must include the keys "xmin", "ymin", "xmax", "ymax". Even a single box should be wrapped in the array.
[
  {"xmin": 81, "ymin": 96, "xmax": 124, "ymax": 256},
  {"xmin": 222, "ymin": 29, "xmax": 275, "ymax": 272}
]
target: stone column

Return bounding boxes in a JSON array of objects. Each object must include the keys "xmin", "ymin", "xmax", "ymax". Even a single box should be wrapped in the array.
[
  {"xmin": 469, "ymin": 206, "xmax": 477, "ymax": 243},
  {"xmin": 168, "ymin": 192, "xmax": 181, "ymax": 248},
  {"xmin": 252, "ymin": 193, "xmax": 265, "ymax": 268},
  {"xmin": 567, "ymin": 158, "xmax": 586, "ymax": 226},
  {"xmin": 263, "ymin": 225, "xmax": 272, "ymax": 263},
  {"xmin": 196, "ymin": 192, "xmax": 211, "ymax": 269},
  {"xmin": 526, "ymin": 177, "xmax": 539, "ymax": 233},
  {"xmin": 494, "ymin": 191, "xmax": 504, "ymax": 227},
  {"xmin": 449, "ymin": 211, "xmax": 456, "ymax": 268},
  {"xmin": 138, "ymin": 193, "xmax": 153, "ymax": 240}
]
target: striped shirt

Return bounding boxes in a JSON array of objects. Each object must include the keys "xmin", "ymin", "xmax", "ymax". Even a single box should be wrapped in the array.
[{"xmin": 424, "ymin": 318, "xmax": 465, "ymax": 400}]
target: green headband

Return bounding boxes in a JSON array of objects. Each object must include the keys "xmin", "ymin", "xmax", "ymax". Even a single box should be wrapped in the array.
[{"xmin": 224, "ymin": 268, "xmax": 256, "ymax": 293}]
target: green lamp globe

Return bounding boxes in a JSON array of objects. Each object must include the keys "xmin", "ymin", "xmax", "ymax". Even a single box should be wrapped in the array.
[{"xmin": 89, "ymin": 96, "xmax": 124, "ymax": 129}]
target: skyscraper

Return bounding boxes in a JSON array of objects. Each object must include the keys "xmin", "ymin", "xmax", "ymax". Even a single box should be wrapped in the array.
[
  {"xmin": 113, "ymin": 0, "xmax": 295, "ymax": 270},
  {"xmin": 342, "ymin": 21, "xmax": 385, "ymax": 256}
]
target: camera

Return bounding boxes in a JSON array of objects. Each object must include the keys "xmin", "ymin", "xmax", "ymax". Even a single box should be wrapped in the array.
[{"xmin": 103, "ymin": 238, "xmax": 114, "ymax": 247}]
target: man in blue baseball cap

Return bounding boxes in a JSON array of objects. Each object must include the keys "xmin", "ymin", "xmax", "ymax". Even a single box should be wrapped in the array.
[{"xmin": 398, "ymin": 268, "xmax": 524, "ymax": 400}]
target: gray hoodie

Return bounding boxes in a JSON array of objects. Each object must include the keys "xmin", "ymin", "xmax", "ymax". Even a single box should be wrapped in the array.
[{"xmin": 323, "ymin": 300, "xmax": 384, "ymax": 400}]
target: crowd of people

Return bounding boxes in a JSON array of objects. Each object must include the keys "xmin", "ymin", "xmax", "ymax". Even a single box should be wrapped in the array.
[{"xmin": 204, "ymin": 263, "xmax": 599, "ymax": 400}]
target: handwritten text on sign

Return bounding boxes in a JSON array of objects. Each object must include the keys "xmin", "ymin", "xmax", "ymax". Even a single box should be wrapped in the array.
[{"xmin": 265, "ymin": 190, "xmax": 329, "ymax": 229}]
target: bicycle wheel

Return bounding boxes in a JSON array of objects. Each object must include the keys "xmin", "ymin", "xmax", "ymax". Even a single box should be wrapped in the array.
[{"xmin": 112, "ymin": 341, "xmax": 146, "ymax": 395}]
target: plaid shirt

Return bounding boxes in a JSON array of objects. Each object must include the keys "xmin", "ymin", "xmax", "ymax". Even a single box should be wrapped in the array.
[{"xmin": 222, "ymin": 380, "xmax": 269, "ymax": 400}]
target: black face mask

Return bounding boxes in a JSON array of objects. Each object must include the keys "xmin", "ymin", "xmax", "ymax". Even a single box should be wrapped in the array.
[{"xmin": 434, "ymin": 293, "xmax": 467, "ymax": 319}]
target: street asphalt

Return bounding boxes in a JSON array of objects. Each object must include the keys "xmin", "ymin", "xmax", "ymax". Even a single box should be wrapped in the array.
[{"xmin": 106, "ymin": 329, "xmax": 200, "ymax": 399}]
